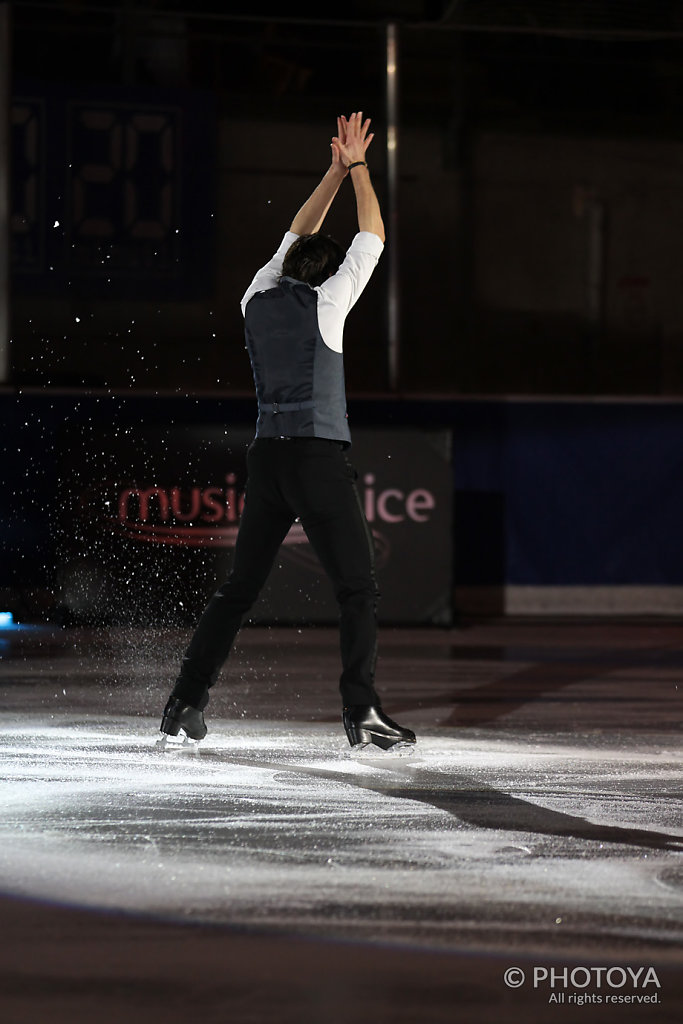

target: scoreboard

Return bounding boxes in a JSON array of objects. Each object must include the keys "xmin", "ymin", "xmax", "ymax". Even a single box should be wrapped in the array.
[{"xmin": 11, "ymin": 82, "xmax": 215, "ymax": 297}]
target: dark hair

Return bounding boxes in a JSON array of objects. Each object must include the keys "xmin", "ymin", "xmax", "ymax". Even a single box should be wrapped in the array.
[{"xmin": 281, "ymin": 233, "xmax": 346, "ymax": 288}]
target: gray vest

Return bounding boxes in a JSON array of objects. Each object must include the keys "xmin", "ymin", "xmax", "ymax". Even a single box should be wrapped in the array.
[{"xmin": 244, "ymin": 277, "xmax": 351, "ymax": 444}]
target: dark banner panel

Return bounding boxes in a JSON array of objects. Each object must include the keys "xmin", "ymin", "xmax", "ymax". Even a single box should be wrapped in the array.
[{"xmin": 55, "ymin": 426, "xmax": 453, "ymax": 626}]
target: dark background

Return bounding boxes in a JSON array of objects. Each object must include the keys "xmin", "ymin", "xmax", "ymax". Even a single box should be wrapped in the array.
[
  {"xmin": 8, "ymin": 0, "xmax": 683, "ymax": 396},
  {"xmin": 4, "ymin": 1, "xmax": 683, "ymax": 622}
]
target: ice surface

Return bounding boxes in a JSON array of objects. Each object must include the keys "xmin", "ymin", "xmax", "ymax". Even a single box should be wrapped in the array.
[
  {"xmin": 1, "ymin": 621, "xmax": 682, "ymax": 962},
  {"xmin": 0, "ymin": 711, "xmax": 681, "ymax": 957}
]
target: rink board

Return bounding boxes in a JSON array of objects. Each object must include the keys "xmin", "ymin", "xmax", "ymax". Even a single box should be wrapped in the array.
[{"xmin": 55, "ymin": 425, "xmax": 453, "ymax": 626}]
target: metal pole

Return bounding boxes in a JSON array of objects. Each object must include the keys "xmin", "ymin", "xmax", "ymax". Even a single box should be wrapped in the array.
[
  {"xmin": 586, "ymin": 195, "xmax": 605, "ymax": 331},
  {"xmin": 385, "ymin": 21, "xmax": 399, "ymax": 391},
  {"xmin": 0, "ymin": 2, "xmax": 10, "ymax": 384}
]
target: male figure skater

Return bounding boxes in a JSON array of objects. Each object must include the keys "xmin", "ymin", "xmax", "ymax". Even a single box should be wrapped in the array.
[{"xmin": 159, "ymin": 112, "xmax": 416, "ymax": 752}]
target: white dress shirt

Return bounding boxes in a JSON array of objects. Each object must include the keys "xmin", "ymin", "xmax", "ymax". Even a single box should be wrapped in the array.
[{"xmin": 240, "ymin": 230, "xmax": 384, "ymax": 353}]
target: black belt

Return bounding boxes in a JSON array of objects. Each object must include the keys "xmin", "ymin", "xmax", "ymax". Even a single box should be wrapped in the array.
[
  {"xmin": 256, "ymin": 436, "xmax": 345, "ymax": 447},
  {"xmin": 260, "ymin": 400, "xmax": 315, "ymax": 414}
]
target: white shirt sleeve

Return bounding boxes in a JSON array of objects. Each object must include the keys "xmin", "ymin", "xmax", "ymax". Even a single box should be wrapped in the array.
[
  {"xmin": 315, "ymin": 231, "xmax": 384, "ymax": 353},
  {"xmin": 240, "ymin": 231, "xmax": 299, "ymax": 317}
]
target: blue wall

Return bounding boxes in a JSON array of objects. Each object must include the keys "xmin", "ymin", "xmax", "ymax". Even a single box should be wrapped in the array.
[{"xmin": 2, "ymin": 392, "xmax": 683, "ymax": 617}]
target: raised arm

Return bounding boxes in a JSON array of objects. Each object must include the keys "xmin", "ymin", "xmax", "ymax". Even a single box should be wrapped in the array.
[
  {"xmin": 289, "ymin": 118, "xmax": 348, "ymax": 235},
  {"xmin": 332, "ymin": 111, "xmax": 385, "ymax": 242}
]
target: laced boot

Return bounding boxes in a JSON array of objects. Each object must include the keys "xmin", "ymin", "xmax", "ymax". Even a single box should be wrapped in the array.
[
  {"xmin": 342, "ymin": 705, "xmax": 416, "ymax": 752},
  {"xmin": 159, "ymin": 697, "xmax": 207, "ymax": 744}
]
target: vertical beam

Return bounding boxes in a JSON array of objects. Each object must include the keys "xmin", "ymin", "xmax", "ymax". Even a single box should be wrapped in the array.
[
  {"xmin": 574, "ymin": 184, "xmax": 606, "ymax": 389},
  {"xmin": 385, "ymin": 22, "xmax": 399, "ymax": 391},
  {"xmin": 0, "ymin": 2, "xmax": 10, "ymax": 383},
  {"xmin": 586, "ymin": 194, "xmax": 605, "ymax": 331}
]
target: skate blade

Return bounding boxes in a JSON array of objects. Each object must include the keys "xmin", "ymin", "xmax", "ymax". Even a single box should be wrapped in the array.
[
  {"xmin": 156, "ymin": 731, "xmax": 202, "ymax": 753},
  {"xmin": 349, "ymin": 740, "xmax": 416, "ymax": 759}
]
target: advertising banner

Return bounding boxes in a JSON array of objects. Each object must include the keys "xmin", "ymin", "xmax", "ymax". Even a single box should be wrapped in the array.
[{"xmin": 56, "ymin": 426, "xmax": 452, "ymax": 626}]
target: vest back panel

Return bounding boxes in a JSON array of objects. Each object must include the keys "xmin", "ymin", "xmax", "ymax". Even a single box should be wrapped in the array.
[{"xmin": 244, "ymin": 278, "xmax": 351, "ymax": 444}]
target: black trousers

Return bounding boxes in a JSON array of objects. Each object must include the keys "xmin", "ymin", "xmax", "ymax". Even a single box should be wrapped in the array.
[{"xmin": 171, "ymin": 437, "xmax": 380, "ymax": 710}]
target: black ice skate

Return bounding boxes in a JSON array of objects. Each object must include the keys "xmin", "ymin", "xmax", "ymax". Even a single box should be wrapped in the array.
[
  {"xmin": 157, "ymin": 697, "xmax": 207, "ymax": 751},
  {"xmin": 342, "ymin": 705, "xmax": 416, "ymax": 754}
]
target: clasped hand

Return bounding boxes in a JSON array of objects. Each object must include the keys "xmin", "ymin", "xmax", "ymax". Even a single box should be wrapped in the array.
[{"xmin": 331, "ymin": 112, "xmax": 374, "ymax": 173}]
